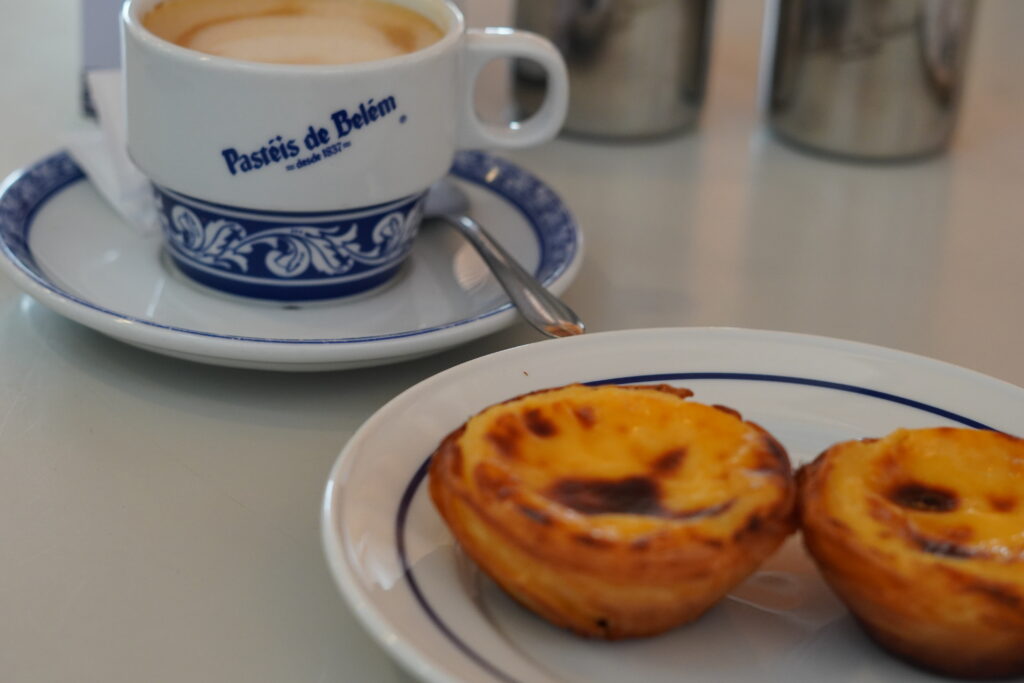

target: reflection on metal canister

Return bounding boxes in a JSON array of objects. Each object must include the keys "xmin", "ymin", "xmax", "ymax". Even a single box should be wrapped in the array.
[
  {"xmin": 515, "ymin": 0, "xmax": 714, "ymax": 139},
  {"xmin": 763, "ymin": 0, "xmax": 976, "ymax": 160}
]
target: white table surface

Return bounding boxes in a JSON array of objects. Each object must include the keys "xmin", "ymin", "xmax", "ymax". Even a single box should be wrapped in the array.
[{"xmin": 1, "ymin": 2, "xmax": 1022, "ymax": 682}]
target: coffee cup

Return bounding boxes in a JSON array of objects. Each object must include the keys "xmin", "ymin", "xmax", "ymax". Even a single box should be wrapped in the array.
[{"xmin": 122, "ymin": 0, "xmax": 569, "ymax": 301}]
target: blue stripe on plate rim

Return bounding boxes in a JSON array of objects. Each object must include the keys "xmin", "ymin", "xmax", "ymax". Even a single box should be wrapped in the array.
[
  {"xmin": 0, "ymin": 150, "xmax": 579, "ymax": 345},
  {"xmin": 394, "ymin": 372, "xmax": 993, "ymax": 683}
]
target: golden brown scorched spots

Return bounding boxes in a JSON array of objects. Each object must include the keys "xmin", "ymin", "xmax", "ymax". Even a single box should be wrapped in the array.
[
  {"xmin": 474, "ymin": 462, "xmax": 516, "ymax": 500},
  {"xmin": 712, "ymin": 404, "xmax": 742, "ymax": 419},
  {"xmin": 989, "ymin": 495, "xmax": 1018, "ymax": 512},
  {"xmin": 732, "ymin": 514, "xmax": 765, "ymax": 542},
  {"xmin": 573, "ymin": 405, "xmax": 596, "ymax": 429},
  {"xmin": 547, "ymin": 476, "xmax": 666, "ymax": 516},
  {"xmin": 485, "ymin": 413, "xmax": 522, "ymax": 458},
  {"xmin": 631, "ymin": 538, "xmax": 651, "ymax": 551},
  {"xmin": 652, "ymin": 448, "xmax": 686, "ymax": 474},
  {"xmin": 889, "ymin": 483, "xmax": 959, "ymax": 512},
  {"xmin": 545, "ymin": 475, "xmax": 739, "ymax": 522},
  {"xmin": 523, "ymin": 409, "xmax": 557, "ymax": 437},
  {"xmin": 943, "ymin": 526, "xmax": 975, "ymax": 543},
  {"xmin": 967, "ymin": 581, "xmax": 1023, "ymax": 608},
  {"xmin": 635, "ymin": 384, "xmax": 694, "ymax": 400},
  {"xmin": 676, "ymin": 499, "xmax": 736, "ymax": 520},
  {"xmin": 912, "ymin": 534, "xmax": 978, "ymax": 559},
  {"xmin": 435, "ymin": 426, "xmax": 466, "ymax": 477},
  {"xmin": 573, "ymin": 533, "xmax": 612, "ymax": 548},
  {"xmin": 517, "ymin": 504, "xmax": 552, "ymax": 525},
  {"xmin": 450, "ymin": 445, "xmax": 464, "ymax": 477},
  {"xmin": 759, "ymin": 432, "xmax": 790, "ymax": 472}
]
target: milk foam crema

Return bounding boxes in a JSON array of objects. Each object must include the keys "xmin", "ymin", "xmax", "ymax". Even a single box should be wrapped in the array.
[{"xmin": 143, "ymin": 0, "xmax": 445, "ymax": 65}]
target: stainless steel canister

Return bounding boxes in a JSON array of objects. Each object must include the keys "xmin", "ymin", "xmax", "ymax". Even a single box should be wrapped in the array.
[
  {"xmin": 763, "ymin": 0, "xmax": 976, "ymax": 160},
  {"xmin": 515, "ymin": 0, "xmax": 714, "ymax": 138}
]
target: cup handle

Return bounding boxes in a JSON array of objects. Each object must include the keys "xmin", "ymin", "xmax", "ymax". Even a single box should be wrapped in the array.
[{"xmin": 457, "ymin": 28, "xmax": 569, "ymax": 149}]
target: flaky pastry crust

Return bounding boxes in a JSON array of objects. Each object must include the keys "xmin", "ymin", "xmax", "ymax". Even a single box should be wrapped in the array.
[
  {"xmin": 429, "ymin": 383, "xmax": 796, "ymax": 639},
  {"xmin": 798, "ymin": 427, "xmax": 1024, "ymax": 678}
]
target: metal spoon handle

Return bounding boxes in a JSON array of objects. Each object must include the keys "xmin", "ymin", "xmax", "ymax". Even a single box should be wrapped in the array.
[{"xmin": 440, "ymin": 213, "xmax": 585, "ymax": 338}]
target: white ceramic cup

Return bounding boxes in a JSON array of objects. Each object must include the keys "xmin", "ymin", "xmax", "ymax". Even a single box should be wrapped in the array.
[{"xmin": 121, "ymin": 0, "xmax": 569, "ymax": 301}]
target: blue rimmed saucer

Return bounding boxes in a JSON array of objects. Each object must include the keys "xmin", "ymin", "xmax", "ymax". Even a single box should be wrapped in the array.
[{"xmin": 0, "ymin": 150, "xmax": 582, "ymax": 371}]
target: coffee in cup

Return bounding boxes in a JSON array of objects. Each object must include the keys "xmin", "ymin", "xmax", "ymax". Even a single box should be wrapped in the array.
[
  {"xmin": 142, "ymin": 0, "xmax": 444, "ymax": 66},
  {"xmin": 123, "ymin": 0, "xmax": 569, "ymax": 301}
]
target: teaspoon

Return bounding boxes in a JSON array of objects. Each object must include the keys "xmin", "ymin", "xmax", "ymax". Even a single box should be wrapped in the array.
[{"xmin": 422, "ymin": 178, "xmax": 585, "ymax": 338}]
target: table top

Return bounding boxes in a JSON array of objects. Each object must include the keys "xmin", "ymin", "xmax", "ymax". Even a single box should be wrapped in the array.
[{"xmin": 2, "ymin": 1, "xmax": 1022, "ymax": 682}]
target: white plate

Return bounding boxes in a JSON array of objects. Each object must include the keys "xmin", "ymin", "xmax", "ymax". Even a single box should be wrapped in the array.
[
  {"xmin": 0, "ymin": 151, "xmax": 581, "ymax": 371},
  {"xmin": 321, "ymin": 327, "xmax": 1024, "ymax": 683}
]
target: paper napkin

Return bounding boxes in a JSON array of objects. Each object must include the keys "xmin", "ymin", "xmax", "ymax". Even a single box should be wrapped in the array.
[{"xmin": 65, "ymin": 69, "xmax": 158, "ymax": 234}]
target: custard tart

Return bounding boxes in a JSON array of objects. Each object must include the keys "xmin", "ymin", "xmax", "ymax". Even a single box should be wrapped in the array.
[
  {"xmin": 428, "ymin": 383, "xmax": 796, "ymax": 639},
  {"xmin": 798, "ymin": 427, "xmax": 1024, "ymax": 678}
]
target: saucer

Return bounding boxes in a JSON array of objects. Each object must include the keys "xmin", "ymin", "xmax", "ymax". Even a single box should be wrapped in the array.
[
  {"xmin": 0, "ymin": 151, "xmax": 582, "ymax": 371},
  {"xmin": 321, "ymin": 327, "xmax": 1024, "ymax": 683}
]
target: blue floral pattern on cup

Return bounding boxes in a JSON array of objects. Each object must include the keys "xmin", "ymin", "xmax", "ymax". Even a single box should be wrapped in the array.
[{"xmin": 154, "ymin": 186, "xmax": 424, "ymax": 301}]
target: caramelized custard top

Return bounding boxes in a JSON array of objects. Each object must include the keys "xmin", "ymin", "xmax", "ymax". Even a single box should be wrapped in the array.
[
  {"xmin": 823, "ymin": 428, "xmax": 1024, "ymax": 571},
  {"xmin": 454, "ymin": 384, "xmax": 792, "ymax": 539}
]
